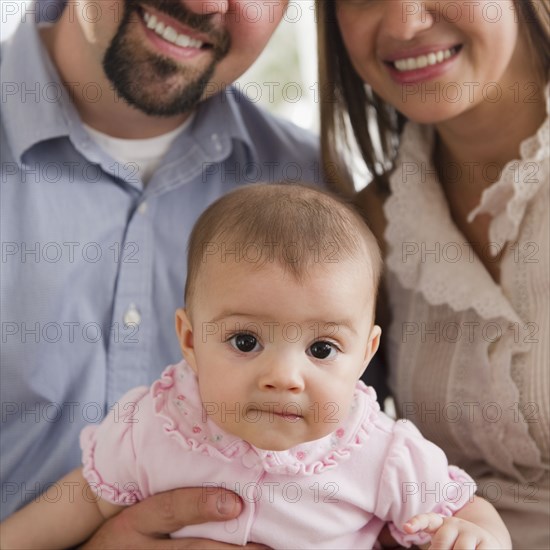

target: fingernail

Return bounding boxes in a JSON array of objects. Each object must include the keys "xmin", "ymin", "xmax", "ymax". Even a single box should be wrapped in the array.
[{"xmin": 216, "ymin": 494, "xmax": 237, "ymax": 516}]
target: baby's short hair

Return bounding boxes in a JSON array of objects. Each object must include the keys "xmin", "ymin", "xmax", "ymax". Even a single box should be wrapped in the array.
[{"xmin": 185, "ymin": 183, "xmax": 381, "ymax": 311}]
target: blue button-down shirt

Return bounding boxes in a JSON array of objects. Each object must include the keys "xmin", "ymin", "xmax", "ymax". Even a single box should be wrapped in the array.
[{"xmin": 0, "ymin": 14, "xmax": 321, "ymax": 519}]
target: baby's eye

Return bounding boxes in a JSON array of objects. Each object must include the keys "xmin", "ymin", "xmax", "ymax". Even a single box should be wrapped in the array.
[
  {"xmin": 307, "ymin": 341, "xmax": 338, "ymax": 360},
  {"xmin": 230, "ymin": 333, "xmax": 261, "ymax": 353}
]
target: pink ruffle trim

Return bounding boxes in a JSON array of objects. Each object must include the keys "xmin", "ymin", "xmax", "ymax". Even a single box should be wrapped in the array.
[
  {"xmin": 152, "ymin": 365, "xmax": 246, "ymax": 462},
  {"xmin": 152, "ymin": 364, "xmax": 382, "ymax": 476},
  {"xmin": 80, "ymin": 425, "xmax": 143, "ymax": 506}
]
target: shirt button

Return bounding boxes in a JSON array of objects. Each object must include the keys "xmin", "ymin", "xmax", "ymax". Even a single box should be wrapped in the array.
[
  {"xmin": 138, "ymin": 202, "xmax": 148, "ymax": 215},
  {"xmin": 211, "ymin": 133, "xmax": 222, "ymax": 152},
  {"xmin": 123, "ymin": 304, "xmax": 141, "ymax": 327}
]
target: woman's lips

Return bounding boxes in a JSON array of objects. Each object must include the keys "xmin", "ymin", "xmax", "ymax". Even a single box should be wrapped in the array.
[{"xmin": 384, "ymin": 45, "xmax": 462, "ymax": 85}]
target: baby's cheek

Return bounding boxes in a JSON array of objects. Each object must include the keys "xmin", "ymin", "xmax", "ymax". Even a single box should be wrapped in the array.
[{"xmin": 306, "ymin": 400, "xmax": 347, "ymax": 438}]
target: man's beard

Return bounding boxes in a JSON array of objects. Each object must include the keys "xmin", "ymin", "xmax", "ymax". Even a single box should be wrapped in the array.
[{"xmin": 103, "ymin": 0, "xmax": 231, "ymax": 117}]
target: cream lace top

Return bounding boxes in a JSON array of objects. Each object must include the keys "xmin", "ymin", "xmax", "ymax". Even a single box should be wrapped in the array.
[{"xmin": 383, "ymin": 89, "xmax": 549, "ymax": 546}]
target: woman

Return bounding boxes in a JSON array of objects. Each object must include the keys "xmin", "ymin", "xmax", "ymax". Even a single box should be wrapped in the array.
[{"xmin": 317, "ymin": 0, "xmax": 549, "ymax": 547}]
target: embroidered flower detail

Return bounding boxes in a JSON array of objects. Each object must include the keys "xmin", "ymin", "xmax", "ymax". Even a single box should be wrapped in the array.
[
  {"xmin": 211, "ymin": 434, "xmax": 223, "ymax": 443},
  {"xmin": 335, "ymin": 428, "xmax": 345, "ymax": 439},
  {"xmin": 192, "ymin": 425, "xmax": 202, "ymax": 434},
  {"xmin": 177, "ymin": 394, "xmax": 185, "ymax": 400},
  {"xmin": 296, "ymin": 451, "xmax": 306, "ymax": 461}
]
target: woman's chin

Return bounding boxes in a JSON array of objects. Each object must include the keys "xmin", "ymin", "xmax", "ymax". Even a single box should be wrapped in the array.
[{"xmin": 397, "ymin": 102, "xmax": 469, "ymax": 126}]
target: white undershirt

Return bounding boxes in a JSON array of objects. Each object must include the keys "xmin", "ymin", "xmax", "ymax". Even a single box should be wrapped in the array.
[{"xmin": 83, "ymin": 115, "xmax": 194, "ymax": 185}]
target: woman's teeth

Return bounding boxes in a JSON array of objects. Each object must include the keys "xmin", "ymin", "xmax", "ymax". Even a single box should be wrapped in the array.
[
  {"xmin": 393, "ymin": 47, "xmax": 458, "ymax": 72},
  {"xmin": 143, "ymin": 11, "xmax": 204, "ymax": 49}
]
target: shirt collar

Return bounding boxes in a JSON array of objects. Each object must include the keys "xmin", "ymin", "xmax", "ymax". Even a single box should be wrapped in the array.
[
  {"xmin": 384, "ymin": 123, "xmax": 523, "ymax": 324},
  {"xmin": 184, "ymin": 87, "xmax": 257, "ymax": 166},
  {"xmin": 1, "ymin": 16, "xmax": 79, "ymax": 166}
]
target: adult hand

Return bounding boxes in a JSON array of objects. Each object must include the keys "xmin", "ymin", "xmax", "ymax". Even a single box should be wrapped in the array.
[{"xmin": 80, "ymin": 487, "xmax": 267, "ymax": 549}]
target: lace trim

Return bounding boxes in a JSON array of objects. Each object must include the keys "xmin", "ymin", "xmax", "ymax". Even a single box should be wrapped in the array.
[
  {"xmin": 385, "ymin": 86, "xmax": 548, "ymax": 320},
  {"xmin": 151, "ymin": 362, "xmax": 381, "ymax": 475},
  {"xmin": 384, "ymin": 125, "xmax": 521, "ymax": 322},
  {"xmin": 152, "ymin": 364, "xmax": 245, "ymax": 462},
  {"xmin": 468, "ymin": 86, "xmax": 550, "ymax": 246}
]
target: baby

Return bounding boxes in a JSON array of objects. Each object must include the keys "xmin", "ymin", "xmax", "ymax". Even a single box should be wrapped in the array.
[{"xmin": 2, "ymin": 184, "xmax": 510, "ymax": 548}]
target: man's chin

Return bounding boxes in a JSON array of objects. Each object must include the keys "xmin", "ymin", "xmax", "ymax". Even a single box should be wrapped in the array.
[
  {"xmin": 115, "ymin": 84, "xmax": 208, "ymax": 117},
  {"xmin": 106, "ymin": 56, "xmax": 217, "ymax": 116}
]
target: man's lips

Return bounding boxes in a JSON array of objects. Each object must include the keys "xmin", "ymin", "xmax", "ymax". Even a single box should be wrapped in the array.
[{"xmin": 137, "ymin": 5, "xmax": 213, "ymax": 49}]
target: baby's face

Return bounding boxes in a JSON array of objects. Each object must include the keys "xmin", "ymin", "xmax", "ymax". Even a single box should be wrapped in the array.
[{"xmin": 177, "ymin": 256, "xmax": 380, "ymax": 451}]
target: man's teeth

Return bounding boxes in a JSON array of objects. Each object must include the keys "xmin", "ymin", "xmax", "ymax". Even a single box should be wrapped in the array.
[
  {"xmin": 393, "ymin": 48, "xmax": 456, "ymax": 71},
  {"xmin": 143, "ymin": 11, "xmax": 203, "ymax": 48}
]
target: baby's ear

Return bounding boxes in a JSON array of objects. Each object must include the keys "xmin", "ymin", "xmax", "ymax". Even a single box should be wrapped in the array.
[
  {"xmin": 175, "ymin": 308, "xmax": 197, "ymax": 372},
  {"xmin": 360, "ymin": 325, "xmax": 381, "ymax": 376}
]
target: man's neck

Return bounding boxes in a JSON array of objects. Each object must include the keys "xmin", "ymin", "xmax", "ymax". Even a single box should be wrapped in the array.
[{"xmin": 40, "ymin": 13, "xmax": 190, "ymax": 139}]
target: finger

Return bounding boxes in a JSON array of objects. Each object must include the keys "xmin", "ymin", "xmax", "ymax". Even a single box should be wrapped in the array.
[
  {"xmin": 122, "ymin": 487, "xmax": 243, "ymax": 536},
  {"xmin": 476, "ymin": 539, "xmax": 498, "ymax": 550},
  {"xmin": 430, "ymin": 525, "xmax": 459, "ymax": 550},
  {"xmin": 404, "ymin": 513, "xmax": 444, "ymax": 533},
  {"xmin": 452, "ymin": 532, "xmax": 478, "ymax": 550}
]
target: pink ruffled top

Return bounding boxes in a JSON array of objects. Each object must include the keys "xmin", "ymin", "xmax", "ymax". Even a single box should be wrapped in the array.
[{"xmin": 81, "ymin": 360, "xmax": 476, "ymax": 548}]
